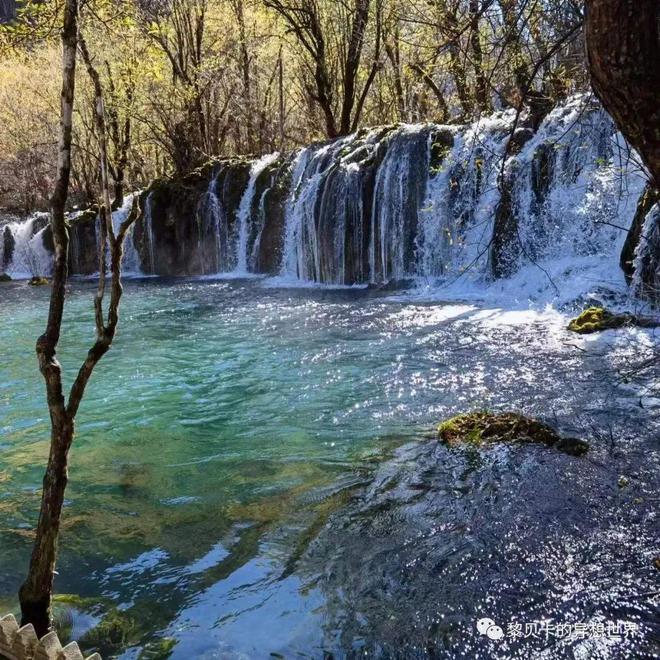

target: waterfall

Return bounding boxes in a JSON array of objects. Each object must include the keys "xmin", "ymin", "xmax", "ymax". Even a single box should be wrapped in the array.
[
  {"xmin": 276, "ymin": 119, "xmax": 512, "ymax": 285},
  {"xmin": 0, "ymin": 214, "xmax": 51, "ymax": 278},
  {"xmin": 143, "ymin": 192, "xmax": 156, "ymax": 274},
  {"xmin": 492, "ymin": 97, "xmax": 645, "ymax": 280},
  {"xmin": 369, "ymin": 125, "xmax": 432, "ymax": 283},
  {"xmin": 90, "ymin": 198, "xmax": 143, "ymax": 276},
  {"xmin": 279, "ymin": 129, "xmax": 395, "ymax": 284},
  {"xmin": 196, "ymin": 173, "xmax": 227, "ymax": 273},
  {"xmin": 112, "ymin": 195, "xmax": 142, "ymax": 275},
  {"xmin": 631, "ymin": 202, "xmax": 660, "ymax": 300},
  {"xmin": 270, "ymin": 95, "xmax": 645, "ymax": 290},
  {"xmin": 1, "ymin": 95, "xmax": 649, "ymax": 295},
  {"xmin": 413, "ymin": 113, "xmax": 514, "ymax": 282},
  {"xmin": 235, "ymin": 153, "xmax": 280, "ymax": 274}
]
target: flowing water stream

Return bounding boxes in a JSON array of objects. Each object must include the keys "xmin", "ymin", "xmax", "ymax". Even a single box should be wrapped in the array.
[{"xmin": 0, "ymin": 278, "xmax": 658, "ymax": 658}]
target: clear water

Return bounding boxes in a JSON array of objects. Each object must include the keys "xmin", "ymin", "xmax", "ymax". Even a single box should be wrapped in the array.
[{"xmin": 0, "ymin": 278, "xmax": 658, "ymax": 658}]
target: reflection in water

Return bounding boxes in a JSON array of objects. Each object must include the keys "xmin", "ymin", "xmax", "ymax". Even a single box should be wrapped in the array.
[{"xmin": 0, "ymin": 278, "xmax": 657, "ymax": 658}]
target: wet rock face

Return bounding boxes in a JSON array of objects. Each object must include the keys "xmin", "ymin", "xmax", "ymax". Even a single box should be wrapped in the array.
[
  {"xmin": 2, "ymin": 225, "xmax": 14, "ymax": 268},
  {"xmin": 69, "ymin": 208, "xmax": 100, "ymax": 274},
  {"xmin": 40, "ymin": 208, "xmax": 100, "ymax": 275},
  {"xmin": 251, "ymin": 158, "xmax": 292, "ymax": 274},
  {"xmin": 630, "ymin": 201, "xmax": 660, "ymax": 305},
  {"xmin": 133, "ymin": 159, "xmax": 252, "ymax": 276},
  {"xmin": 620, "ymin": 186, "xmax": 658, "ymax": 283}
]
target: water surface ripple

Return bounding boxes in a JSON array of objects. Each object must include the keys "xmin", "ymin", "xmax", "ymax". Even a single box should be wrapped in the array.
[{"xmin": 0, "ymin": 279, "xmax": 658, "ymax": 659}]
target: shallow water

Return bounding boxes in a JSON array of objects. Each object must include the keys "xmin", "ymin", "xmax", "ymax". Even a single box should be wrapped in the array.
[{"xmin": 0, "ymin": 278, "xmax": 658, "ymax": 658}]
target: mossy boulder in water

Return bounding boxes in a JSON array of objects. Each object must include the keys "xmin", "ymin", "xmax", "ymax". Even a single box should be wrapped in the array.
[
  {"xmin": 28, "ymin": 276, "xmax": 49, "ymax": 286},
  {"xmin": 0, "ymin": 272, "xmax": 11, "ymax": 282},
  {"xmin": 138, "ymin": 637, "xmax": 177, "ymax": 659},
  {"xmin": 438, "ymin": 411, "xmax": 589, "ymax": 456},
  {"xmin": 80, "ymin": 606, "xmax": 138, "ymax": 651},
  {"xmin": 567, "ymin": 306, "xmax": 659, "ymax": 334}
]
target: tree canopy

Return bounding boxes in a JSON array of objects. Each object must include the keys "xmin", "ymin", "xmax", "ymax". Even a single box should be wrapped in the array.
[{"xmin": 0, "ymin": 0, "xmax": 586, "ymax": 212}]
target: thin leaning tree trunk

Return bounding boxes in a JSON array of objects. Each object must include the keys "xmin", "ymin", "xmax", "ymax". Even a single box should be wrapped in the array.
[
  {"xmin": 19, "ymin": 0, "xmax": 79, "ymax": 638},
  {"xmin": 20, "ymin": 13, "xmax": 141, "ymax": 638}
]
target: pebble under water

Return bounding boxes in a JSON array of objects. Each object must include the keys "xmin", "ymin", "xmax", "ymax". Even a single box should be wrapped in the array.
[{"xmin": 0, "ymin": 278, "xmax": 658, "ymax": 659}]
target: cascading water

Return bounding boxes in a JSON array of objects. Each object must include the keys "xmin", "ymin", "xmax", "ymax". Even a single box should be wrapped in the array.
[
  {"xmin": 0, "ymin": 197, "xmax": 143, "ymax": 279},
  {"xmin": 235, "ymin": 153, "xmax": 280, "ymax": 274},
  {"xmin": 279, "ymin": 126, "xmax": 415, "ymax": 284},
  {"xmin": 86, "ymin": 196, "xmax": 143, "ymax": 276},
  {"xmin": 276, "ymin": 114, "xmax": 514, "ymax": 285},
  {"xmin": 632, "ymin": 202, "xmax": 660, "ymax": 300},
  {"xmin": 196, "ymin": 174, "xmax": 228, "ymax": 273},
  {"xmin": 112, "ymin": 195, "xmax": 142, "ymax": 275},
  {"xmin": 0, "ymin": 214, "xmax": 52, "ymax": 278},
  {"xmin": 142, "ymin": 192, "xmax": 156, "ymax": 274},
  {"xmin": 415, "ymin": 116, "xmax": 511, "ymax": 282},
  {"xmin": 1, "ymin": 95, "xmax": 653, "ymax": 296},
  {"xmin": 369, "ymin": 125, "xmax": 432, "ymax": 283},
  {"xmin": 493, "ymin": 97, "xmax": 646, "ymax": 281},
  {"xmin": 272, "ymin": 95, "xmax": 648, "ymax": 292}
]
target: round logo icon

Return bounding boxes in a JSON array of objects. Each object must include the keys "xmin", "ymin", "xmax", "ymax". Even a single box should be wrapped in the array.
[
  {"xmin": 477, "ymin": 618, "xmax": 496, "ymax": 635},
  {"xmin": 477, "ymin": 617, "xmax": 504, "ymax": 640}
]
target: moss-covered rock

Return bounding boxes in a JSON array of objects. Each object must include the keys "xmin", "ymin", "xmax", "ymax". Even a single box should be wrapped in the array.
[
  {"xmin": 80, "ymin": 606, "xmax": 138, "ymax": 651},
  {"xmin": 567, "ymin": 306, "xmax": 659, "ymax": 334},
  {"xmin": 28, "ymin": 276, "xmax": 49, "ymax": 286},
  {"xmin": 0, "ymin": 272, "xmax": 11, "ymax": 282},
  {"xmin": 138, "ymin": 637, "xmax": 177, "ymax": 659},
  {"xmin": 429, "ymin": 128, "xmax": 455, "ymax": 174},
  {"xmin": 438, "ymin": 411, "xmax": 589, "ymax": 456}
]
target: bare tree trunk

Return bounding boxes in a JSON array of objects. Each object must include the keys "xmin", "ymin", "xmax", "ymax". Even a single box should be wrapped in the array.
[
  {"xmin": 340, "ymin": 0, "xmax": 370, "ymax": 135},
  {"xmin": 384, "ymin": 32, "xmax": 405, "ymax": 120},
  {"xmin": 19, "ymin": 0, "xmax": 79, "ymax": 637},
  {"xmin": 19, "ymin": 9, "xmax": 140, "ymax": 637},
  {"xmin": 232, "ymin": 0, "xmax": 254, "ymax": 152},
  {"xmin": 314, "ymin": 42, "xmax": 338, "ymax": 138},
  {"xmin": 444, "ymin": 5, "xmax": 473, "ymax": 118},
  {"xmin": 585, "ymin": 0, "xmax": 660, "ymax": 188},
  {"xmin": 469, "ymin": 0, "xmax": 491, "ymax": 113},
  {"xmin": 106, "ymin": 61, "xmax": 134, "ymax": 210},
  {"xmin": 278, "ymin": 48, "xmax": 285, "ymax": 149},
  {"xmin": 409, "ymin": 63, "xmax": 449, "ymax": 122}
]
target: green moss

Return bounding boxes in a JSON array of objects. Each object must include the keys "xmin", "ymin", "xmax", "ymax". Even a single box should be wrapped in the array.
[
  {"xmin": 438, "ymin": 411, "xmax": 588, "ymax": 456},
  {"xmin": 568, "ymin": 306, "xmax": 660, "ymax": 334},
  {"xmin": 138, "ymin": 637, "xmax": 177, "ymax": 659},
  {"xmin": 52, "ymin": 593, "xmax": 103, "ymax": 610},
  {"xmin": 28, "ymin": 276, "xmax": 49, "ymax": 286},
  {"xmin": 567, "ymin": 307, "xmax": 627, "ymax": 334},
  {"xmin": 80, "ymin": 607, "xmax": 138, "ymax": 651},
  {"xmin": 429, "ymin": 129, "xmax": 454, "ymax": 173}
]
